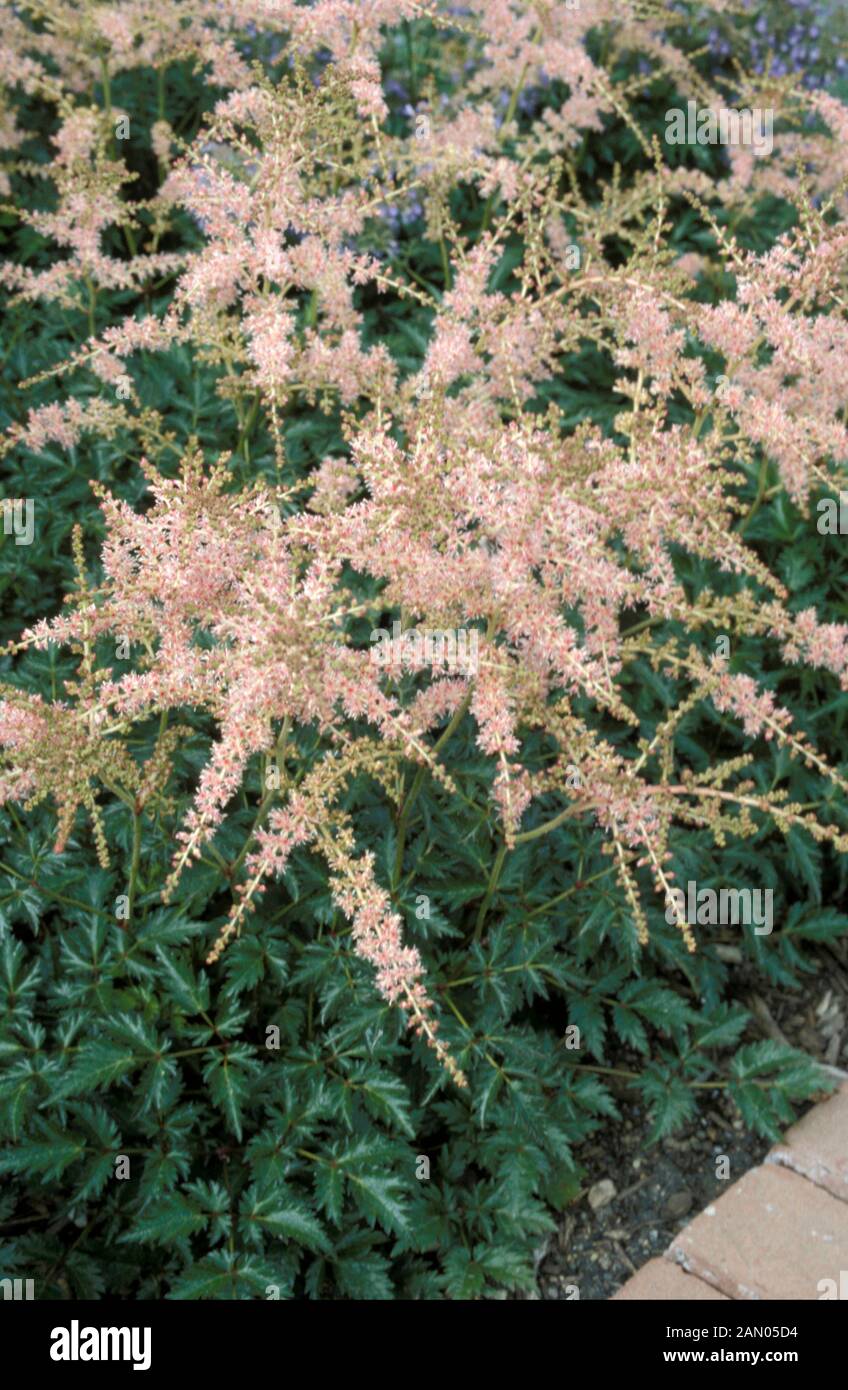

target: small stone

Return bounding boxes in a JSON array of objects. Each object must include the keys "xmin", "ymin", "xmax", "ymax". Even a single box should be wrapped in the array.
[
  {"xmin": 588, "ymin": 1179, "xmax": 617, "ymax": 1211},
  {"xmin": 664, "ymin": 1190, "xmax": 694, "ymax": 1219}
]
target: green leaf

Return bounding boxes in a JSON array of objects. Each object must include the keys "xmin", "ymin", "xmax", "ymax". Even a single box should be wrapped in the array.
[
  {"xmin": 169, "ymin": 1251, "xmax": 294, "ymax": 1300},
  {"xmin": 203, "ymin": 1045, "xmax": 259, "ymax": 1141},
  {"xmin": 443, "ymin": 1247, "xmax": 486, "ymax": 1299},
  {"xmin": 240, "ymin": 1185, "xmax": 331, "ymax": 1254},
  {"xmin": 356, "ymin": 1071, "xmax": 414, "ymax": 1136},
  {"xmin": 121, "ymin": 1194, "xmax": 207, "ymax": 1247},
  {"xmin": 0, "ymin": 1119, "xmax": 84, "ymax": 1179},
  {"xmin": 348, "ymin": 1170, "xmax": 410, "ymax": 1238},
  {"xmin": 154, "ymin": 946, "xmax": 210, "ymax": 1014},
  {"xmin": 638, "ymin": 1068, "xmax": 698, "ymax": 1142},
  {"xmin": 331, "ymin": 1250, "xmax": 394, "ymax": 1300},
  {"xmin": 52, "ymin": 1040, "xmax": 138, "ymax": 1100},
  {"xmin": 313, "ymin": 1162, "xmax": 345, "ymax": 1225}
]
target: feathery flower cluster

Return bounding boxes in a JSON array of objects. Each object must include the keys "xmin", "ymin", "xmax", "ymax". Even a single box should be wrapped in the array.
[{"xmin": 1, "ymin": 1, "xmax": 847, "ymax": 1084}]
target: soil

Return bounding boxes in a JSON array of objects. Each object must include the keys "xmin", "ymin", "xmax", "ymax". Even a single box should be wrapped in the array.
[
  {"xmin": 525, "ymin": 940, "xmax": 848, "ymax": 1301},
  {"xmin": 532, "ymin": 1090, "xmax": 771, "ymax": 1301}
]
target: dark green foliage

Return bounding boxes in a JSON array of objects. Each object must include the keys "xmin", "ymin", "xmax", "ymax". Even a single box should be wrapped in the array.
[{"xmin": 0, "ymin": 696, "xmax": 842, "ymax": 1297}]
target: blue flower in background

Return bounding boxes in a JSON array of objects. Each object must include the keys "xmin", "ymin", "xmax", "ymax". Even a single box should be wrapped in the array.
[{"xmin": 695, "ymin": 0, "xmax": 847, "ymax": 88}]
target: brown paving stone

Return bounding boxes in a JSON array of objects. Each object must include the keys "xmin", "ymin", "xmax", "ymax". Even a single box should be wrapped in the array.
[
  {"xmin": 768, "ymin": 1082, "xmax": 848, "ymax": 1204},
  {"xmin": 612, "ymin": 1258, "xmax": 730, "ymax": 1301},
  {"xmin": 667, "ymin": 1163, "xmax": 848, "ymax": 1300}
]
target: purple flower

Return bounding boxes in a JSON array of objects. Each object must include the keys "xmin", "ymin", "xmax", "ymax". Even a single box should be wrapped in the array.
[{"xmin": 384, "ymin": 79, "xmax": 409, "ymax": 104}]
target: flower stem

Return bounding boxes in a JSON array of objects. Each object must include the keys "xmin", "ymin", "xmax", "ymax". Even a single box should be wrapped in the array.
[
  {"xmin": 127, "ymin": 807, "xmax": 142, "ymax": 922},
  {"xmin": 472, "ymin": 840, "xmax": 506, "ymax": 942}
]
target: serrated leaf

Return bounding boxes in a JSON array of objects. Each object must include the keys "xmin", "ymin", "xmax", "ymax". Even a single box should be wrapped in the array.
[
  {"xmin": 241, "ymin": 1186, "xmax": 331, "ymax": 1254},
  {"xmin": 52, "ymin": 1040, "xmax": 138, "ymax": 1100},
  {"xmin": 348, "ymin": 1170, "xmax": 410, "ymax": 1238},
  {"xmin": 154, "ymin": 946, "xmax": 209, "ymax": 1014},
  {"xmin": 121, "ymin": 1194, "xmax": 206, "ymax": 1246},
  {"xmin": 203, "ymin": 1046, "xmax": 259, "ymax": 1141},
  {"xmin": 357, "ymin": 1071, "xmax": 414, "ymax": 1137}
]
